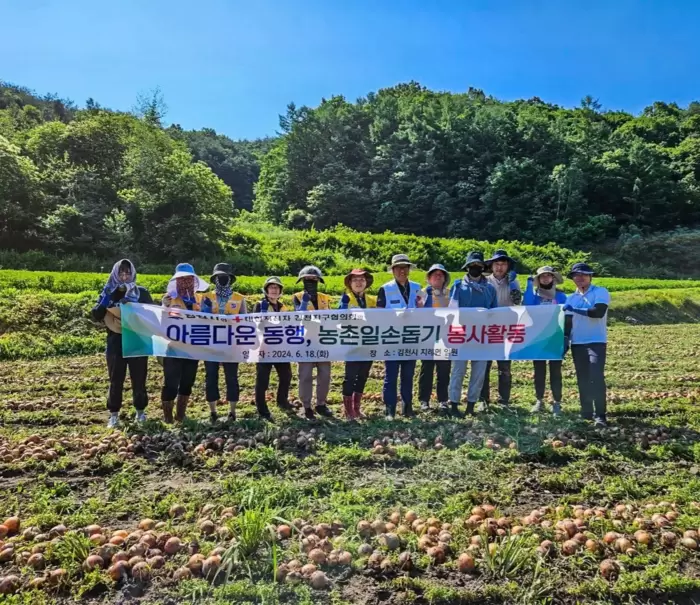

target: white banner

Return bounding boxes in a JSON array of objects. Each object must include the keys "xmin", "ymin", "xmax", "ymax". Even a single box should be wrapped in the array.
[{"xmin": 121, "ymin": 304, "xmax": 564, "ymax": 363}]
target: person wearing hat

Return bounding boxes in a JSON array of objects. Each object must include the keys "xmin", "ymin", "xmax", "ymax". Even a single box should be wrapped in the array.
[
  {"xmin": 418, "ymin": 264, "xmax": 452, "ymax": 414},
  {"xmin": 293, "ymin": 265, "xmax": 333, "ymax": 419},
  {"xmin": 197, "ymin": 263, "xmax": 247, "ymax": 423},
  {"xmin": 376, "ymin": 254, "xmax": 424, "ymax": 420},
  {"xmin": 563, "ymin": 262, "xmax": 610, "ymax": 427},
  {"xmin": 92, "ymin": 259, "xmax": 154, "ymax": 428},
  {"xmin": 161, "ymin": 263, "xmax": 209, "ymax": 423},
  {"xmin": 448, "ymin": 251, "xmax": 498, "ymax": 417},
  {"xmin": 523, "ymin": 266, "xmax": 567, "ymax": 415},
  {"xmin": 481, "ymin": 249, "xmax": 522, "ymax": 409},
  {"xmin": 339, "ymin": 269, "xmax": 377, "ymax": 419},
  {"xmin": 253, "ymin": 276, "xmax": 293, "ymax": 421}
]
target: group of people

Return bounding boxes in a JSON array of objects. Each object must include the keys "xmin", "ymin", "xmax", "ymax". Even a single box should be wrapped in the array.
[{"xmin": 93, "ymin": 250, "xmax": 610, "ymax": 429}]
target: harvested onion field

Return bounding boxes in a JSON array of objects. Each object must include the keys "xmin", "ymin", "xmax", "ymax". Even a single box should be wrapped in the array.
[{"xmin": 2, "ymin": 311, "xmax": 700, "ymax": 603}]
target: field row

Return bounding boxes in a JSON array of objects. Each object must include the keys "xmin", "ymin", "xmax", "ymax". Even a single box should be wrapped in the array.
[{"xmin": 2, "ymin": 269, "xmax": 700, "ymax": 296}]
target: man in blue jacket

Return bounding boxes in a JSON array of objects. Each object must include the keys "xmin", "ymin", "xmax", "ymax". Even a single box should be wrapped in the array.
[{"xmin": 447, "ymin": 252, "xmax": 498, "ymax": 417}]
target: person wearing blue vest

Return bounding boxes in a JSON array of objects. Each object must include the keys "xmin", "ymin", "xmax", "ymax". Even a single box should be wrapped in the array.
[
  {"xmin": 563, "ymin": 262, "xmax": 611, "ymax": 427},
  {"xmin": 447, "ymin": 251, "xmax": 498, "ymax": 417},
  {"xmin": 523, "ymin": 266, "xmax": 567, "ymax": 416},
  {"xmin": 377, "ymin": 254, "xmax": 424, "ymax": 420}
]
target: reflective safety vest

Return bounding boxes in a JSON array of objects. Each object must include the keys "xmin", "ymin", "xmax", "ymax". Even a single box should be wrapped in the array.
[
  {"xmin": 294, "ymin": 291, "xmax": 332, "ymax": 310},
  {"xmin": 197, "ymin": 291, "xmax": 245, "ymax": 315},
  {"xmin": 163, "ymin": 295, "xmax": 198, "ymax": 311},
  {"xmin": 382, "ymin": 280, "xmax": 421, "ymax": 309},
  {"xmin": 346, "ymin": 291, "xmax": 377, "ymax": 309},
  {"xmin": 429, "ymin": 288, "xmax": 450, "ymax": 308}
]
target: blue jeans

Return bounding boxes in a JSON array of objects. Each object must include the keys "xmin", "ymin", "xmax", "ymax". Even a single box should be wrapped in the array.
[{"xmin": 383, "ymin": 360, "xmax": 416, "ymax": 416}]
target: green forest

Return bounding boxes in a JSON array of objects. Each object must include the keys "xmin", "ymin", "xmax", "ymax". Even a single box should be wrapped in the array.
[{"xmin": 1, "ymin": 80, "xmax": 699, "ymax": 275}]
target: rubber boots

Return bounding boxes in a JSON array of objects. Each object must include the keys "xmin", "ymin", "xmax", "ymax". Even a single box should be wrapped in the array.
[
  {"xmin": 342, "ymin": 395, "xmax": 355, "ymax": 419},
  {"xmin": 352, "ymin": 392, "xmax": 366, "ymax": 419},
  {"xmin": 162, "ymin": 400, "xmax": 174, "ymax": 424},
  {"xmin": 175, "ymin": 395, "xmax": 189, "ymax": 422}
]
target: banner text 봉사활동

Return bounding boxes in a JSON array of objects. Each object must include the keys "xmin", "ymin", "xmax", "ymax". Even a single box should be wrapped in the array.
[{"xmin": 120, "ymin": 304, "xmax": 564, "ymax": 363}]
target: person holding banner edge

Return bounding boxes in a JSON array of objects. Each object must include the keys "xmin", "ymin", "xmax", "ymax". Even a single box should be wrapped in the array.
[
  {"xmin": 563, "ymin": 262, "xmax": 610, "ymax": 427},
  {"xmin": 253, "ymin": 276, "xmax": 294, "ymax": 421},
  {"xmin": 448, "ymin": 251, "xmax": 498, "ymax": 417},
  {"xmin": 377, "ymin": 254, "xmax": 424, "ymax": 421},
  {"xmin": 481, "ymin": 249, "xmax": 522, "ymax": 410},
  {"xmin": 419, "ymin": 264, "xmax": 452, "ymax": 414},
  {"xmin": 161, "ymin": 263, "xmax": 209, "ymax": 423},
  {"xmin": 293, "ymin": 266, "xmax": 334, "ymax": 419},
  {"xmin": 197, "ymin": 263, "xmax": 247, "ymax": 423},
  {"xmin": 339, "ymin": 268, "xmax": 377, "ymax": 419},
  {"xmin": 92, "ymin": 259, "xmax": 154, "ymax": 428},
  {"xmin": 523, "ymin": 266, "xmax": 567, "ymax": 415}
]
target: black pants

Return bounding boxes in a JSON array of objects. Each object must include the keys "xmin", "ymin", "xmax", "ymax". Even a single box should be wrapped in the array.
[
  {"xmin": 571, "ymin": 343, "xmax": 607, "ymax": 420},
  {"xmin": 418, "ymin": 360, "xmax": 450, "ymax": 402},
  {"xmin": 205, "ymin": 361, "xmax": 239, "ymax": 402},
  {"xmin": 255, "ymin": 363, "xmax": 292, "ymax": 413},
  {"xmin": 106, "ymin": 351, "xmax": 148, "ymax": 412},
  {"xmin": 480, "ymin": 360, "xmax": 512, "ymax": 404},
  {"xmin": 533, "ymin": 360, "xmax": 563, "ymax": 401},
  {"xmin": 343, "ymin": 361, "xmax": 373, "ymax": 396},
  {"xmin": 161, "ymin": 358, "xmax": 199, "ymax": 401}
]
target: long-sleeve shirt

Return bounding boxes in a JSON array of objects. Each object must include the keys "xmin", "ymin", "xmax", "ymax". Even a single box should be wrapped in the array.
[
  {"xmin": 486, "ymin": 274, "xmax": 522, "ymax": 307},
  {"xmin": 523, "ymin": 279, "xmax": 567, "ymax": 306},
  {"xmin": 92, "ymin": 286, "xmax": 153, "ymax": 355}
]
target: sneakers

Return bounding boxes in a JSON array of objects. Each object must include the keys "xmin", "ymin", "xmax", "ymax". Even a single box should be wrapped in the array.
[
  {"xmin": 438, "ymin": 401, "xmax": 450, "ymax": 415},
  {"xmin": 315, "ymin": 404, "xmax": 333, "ymax": 418},
  {"xmin": 420, "ymin": 400, "xmax": 431, "ymax": 412},
  {"xmin": 134, "ymin": 410, "xmax": 147, "ymax": 423},
  {"xmin": 107, "ymin": 413, "xmax": 119, "ymax": 429},
  {"xmin": 476, "ymin": 401, "xmax": 489, "ymax": 413},
  {"xmin": 531, "ymin": 400, "xmax": 545, "ymax": 413},
  {"xmin": 552, "ymin": 402, "xmax": 562, "ymax": 417},
  {"xmin": 594, "ymin": 416, "xmax": 608, "ymax": 428},
  {"xmin": 385, "ymin": 414, "xmax": 395, "ymax": 422},
  {"xmin": 304, "ymin": 407, "xmax": 316, "ymax": 420},
  {"xmin": 277, "ymin": 401, "xmax": 295, "ymax": 412}
]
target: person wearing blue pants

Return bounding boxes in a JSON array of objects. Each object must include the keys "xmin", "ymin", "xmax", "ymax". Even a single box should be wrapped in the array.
[{"xmin": 376, "ymin": 254, "xmax": 425, "ymax": 420}]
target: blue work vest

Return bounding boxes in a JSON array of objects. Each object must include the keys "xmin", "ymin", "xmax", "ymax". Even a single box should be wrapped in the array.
[{"xmin": 382, "ymin": 280, "xmax": 421, "ymax": 309}]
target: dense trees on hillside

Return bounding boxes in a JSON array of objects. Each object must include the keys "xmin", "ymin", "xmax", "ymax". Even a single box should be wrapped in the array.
[
  {"xmin": 255, "ymin": 84, "xmax": 700, "ymax": 247},
  {"xmin": 1, "ymin": 80, "xmax": 699, "ymax": 271}
]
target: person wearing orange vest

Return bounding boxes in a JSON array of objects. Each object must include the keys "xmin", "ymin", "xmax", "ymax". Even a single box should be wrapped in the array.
[
  {"xmin": 418, "ymin": 264, "xmax": 452, "ymax": 414},
  {"xmin": 292, "ymin": 265, "xmax": 333, "ymax": 419},
  {"xmin": 198, "ymin": 263, "xmax": 247, "ymax": 423},
  {"xmin": 338, "ymin": 269, "xmax": 377, "ymax": 419},
  {"xmin": 161, "ymin": 263, "xmax": 209, "ymax": 423}
]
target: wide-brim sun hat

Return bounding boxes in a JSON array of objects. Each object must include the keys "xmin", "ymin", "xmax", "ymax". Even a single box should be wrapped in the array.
[
  {"xmin": 262, "ymin": 276, "xmax": 284, "ymax": 293},
  {"xmin": 534, "ymin": 265, "xmax": 563, "ymax": 288},
  {"xmin": 485, "ymin": 249, "xmax": 515, "ymax": 269},
  {"xmin": 388, "ymin": 254, "xmax": 417, "ymax": 270},
  {"xmin": 344, "ymin": 268, "xmax": 374, "ymax": 290},
  {"xmin": 167, "ymin": 263, "xmax": 209, "ymax": 295},
  {"xmin": 426, "ymin": 263, "xmax": 450, "ymax": 284},
  {"xmin": 211, "ymin": 262, "xmax": 236, "ymax": 284},
  {"xmin": 461, "ymin": 251, "xmax": 486, "ymax": 270},
  {"xmin": 296, "ymin": 265, "xmax": 325, "ymax": 284},
  {"xmin": 103, "ymin": 306, "xmax": 122, "ymax": 334},
  {"xmin": 567, "ymin": 262, "xmax": 595, "ymax": 279}
]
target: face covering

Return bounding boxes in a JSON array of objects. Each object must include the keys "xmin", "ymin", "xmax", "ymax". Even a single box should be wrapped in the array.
[
  {"xmin": 468, "ymin": 266, "xmax": 484, "ymax": 279},
  {"xmin": 105, "ymin": 259, "xmax": 139, "ymax": 302},
  {"xmin": 176, "ymin": 276, "xmax": 195, "ymax": 299},
  {"xmin": 214, "ymin": 275, "xmax": 233, "ymax": 299},
  {"xmin": 303, "ymin": 280, "xmax": 318, "ymax": 297}
]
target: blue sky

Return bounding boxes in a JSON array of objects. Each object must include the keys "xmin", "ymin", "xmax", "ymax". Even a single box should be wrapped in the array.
[{"xmin": 2, "ymin": 0, "xmax": 699, "ymax": 140}]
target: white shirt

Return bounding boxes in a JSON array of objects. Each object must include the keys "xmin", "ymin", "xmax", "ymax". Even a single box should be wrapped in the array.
[{"xmin": 565, "ymin": 284, "xmax": 610, "ymax": 344}]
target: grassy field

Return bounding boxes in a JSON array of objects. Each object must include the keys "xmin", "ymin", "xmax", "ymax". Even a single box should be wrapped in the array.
[{"xmin": 1, "ymin": 271, "xmax": 700, "ymax": 603}]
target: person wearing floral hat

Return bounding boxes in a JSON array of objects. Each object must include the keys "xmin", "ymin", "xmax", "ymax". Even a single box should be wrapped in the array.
[
  {"xmin": 418, "ymin": 264, "xmax": 452, "ymax": 414},
  {"xmin": 481, "ymin": 249, "xmax": 522, "ymax": 409},
  {"xmin": 91, "ymin": 259, "xmax": 154, "ymax": 428},
  {"xmin": 197, "ymin": 263, "xmax": 247, "ymax": 423},
  {"xmin": 377, "ymin": 254, "xmax": 424, "ymax": 420},
  {"xmin": 563, "ymin": 262, "xmax": 610, "ymax": 427},
  {"xmin": 339, "ymin": 269, "xmax": 377, "ymax": 419},
  {"xmin": 293, "ymin": 265, "xmax": 333, "ymax": 419},
  {"xmin": 448, "ymin": 251, "xmax": 498, "ymax": 417},
  {"xmin": 161, "ymin": 263, "xmax": 209, "ymax": 423},
  {"xmin": 253, "ymin": 276, "xmax": 293, "ymax": 421},
  {"xmin": 523, "ymin": 266, "xmax": 567, "ymax": 416}
]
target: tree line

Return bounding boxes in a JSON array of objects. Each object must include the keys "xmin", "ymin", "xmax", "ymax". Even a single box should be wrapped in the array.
[{"xmin": 1, "ymin": 80, "xmax": 699, "ymax": 270}]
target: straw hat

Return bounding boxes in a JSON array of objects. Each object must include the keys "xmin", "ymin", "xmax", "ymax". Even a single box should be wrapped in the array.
[{"xmin": 104, "ymin": 306, "xmax": 122, "ymax": 334}]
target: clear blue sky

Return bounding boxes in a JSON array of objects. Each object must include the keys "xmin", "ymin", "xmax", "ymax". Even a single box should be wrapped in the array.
[{"xmin": 2, "ymin": 0, "xmax": 699, "ymax": 140}]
